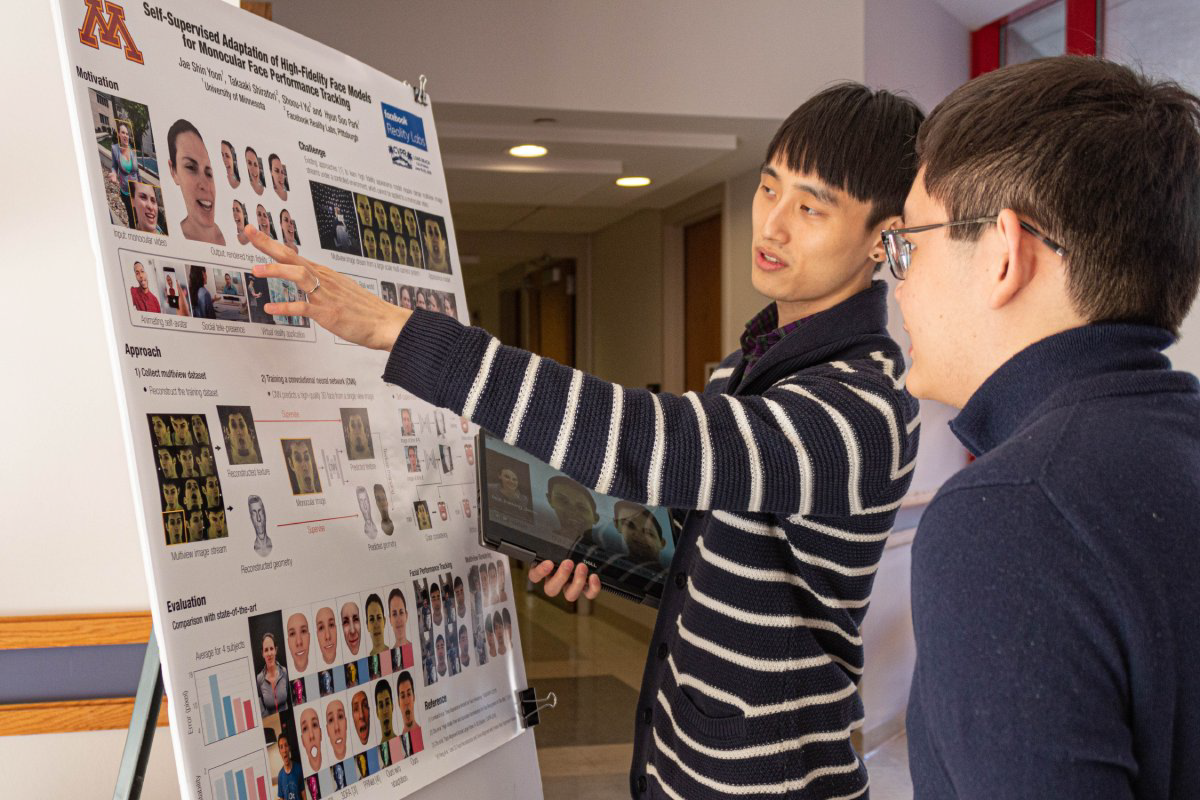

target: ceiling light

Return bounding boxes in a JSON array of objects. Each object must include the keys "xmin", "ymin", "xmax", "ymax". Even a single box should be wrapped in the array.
[
  {"xmin": 615, "ymin": 176, "xmax": 652, "ymax": 188},
  {"xmin": 509, "ymin": 144, "xmax": 548, "ymax": 158}
]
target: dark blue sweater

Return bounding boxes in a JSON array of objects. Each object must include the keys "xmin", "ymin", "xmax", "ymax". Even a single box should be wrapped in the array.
[
  {"xmin": 907, "ymin": 323, "xmax": 1200, "ymax": 799},
  {"xmin": 385, "ymin": 282, "xmax": 918, "ymax": 799}
]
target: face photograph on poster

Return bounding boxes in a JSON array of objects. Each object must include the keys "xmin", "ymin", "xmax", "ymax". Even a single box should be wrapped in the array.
[
  {"xmin": 374, "ymin": 484, "xmax": 395, "ymax": 536},
  {"xmin": 340, "ymin": 408, "xmax": 374, "ymax": 460},
  {"xmin": 282, "ymin": 438, "xmax": 322, "ymax": 495},
  {"xmin": 88, "ymin": 89, "xmax": 165, "ymax": 234},
  {"xmin": 166, "ymin": 119, "xmax": 225, "ymax": 246},
  {"xmin": 217, "ymin": 405, "xmax": 263, "ymax": 465}
]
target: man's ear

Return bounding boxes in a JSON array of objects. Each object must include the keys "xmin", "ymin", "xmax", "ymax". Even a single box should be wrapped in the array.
[
  {"xmin": 988, "ymin": 209, "xmax": 1036, "ymax": 310},
  {"xmin": 870, "ymin": 214, "xmax": 902, "ymax": 263}
]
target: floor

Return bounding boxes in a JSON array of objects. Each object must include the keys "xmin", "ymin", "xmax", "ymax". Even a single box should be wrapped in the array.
[{"xmin": 513, "ymin": 570, "xmax": 914, "ymax": 800}]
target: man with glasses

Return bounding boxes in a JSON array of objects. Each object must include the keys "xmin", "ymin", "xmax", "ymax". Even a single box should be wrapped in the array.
[
  {"xmin": 889, "ymin": 56, "xmax": 1200, "ymax": 798},
  {"xmin": 243, "ymin": 83, "xmax": 923, "ymax": 799}
]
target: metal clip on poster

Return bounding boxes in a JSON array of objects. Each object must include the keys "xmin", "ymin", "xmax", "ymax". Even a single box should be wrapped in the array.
[
  {"xmin": 113, "ymin": 635, "xmax": 165, "ymax": 800},
  {"xmin": 414, "ymin": 74, "xmax": 429, "ymax": 106},
  {"xmin": 517, "ymin": 687, "xmax": 557, "ymax": 729}
]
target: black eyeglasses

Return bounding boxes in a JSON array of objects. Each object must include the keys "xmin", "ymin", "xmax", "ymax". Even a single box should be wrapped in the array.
[{"xmin": 882, "ymin": 216, "xmax": 1066, "ymax": 280}]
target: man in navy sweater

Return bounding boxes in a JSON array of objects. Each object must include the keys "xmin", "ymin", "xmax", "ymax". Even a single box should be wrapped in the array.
[
  {"xmin": 888, "ymin": 56, "xmax": 1200, "ymax": 797},
  {"xmin": 248, "ymin": 84, "xmax": 924, "ymax": 799}
]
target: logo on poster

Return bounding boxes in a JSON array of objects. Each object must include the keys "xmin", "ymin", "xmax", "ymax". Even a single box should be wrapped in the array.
[
  {"xmin": 388, "ymin": 145, "xmax": 414, "ymax": 169},
  {"xmin": 381, "ymin": 103, "xmax": 427, "ymax": 152},
  {"xmin": 78, "ymin": 0, "xmax": 144, "ymax": 64}
]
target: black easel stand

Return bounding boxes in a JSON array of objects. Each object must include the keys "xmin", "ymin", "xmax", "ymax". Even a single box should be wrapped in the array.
[{"xmin": 113, "ymin": 635, "xmax": 164, "ymax": 800}]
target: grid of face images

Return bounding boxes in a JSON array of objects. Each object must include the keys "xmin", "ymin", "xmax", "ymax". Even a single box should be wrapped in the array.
[
  {"xmin": 308, "ymin": 180, "xmax": 453, "ymax": 274},
  {"xmin": 120, "ymin": 251, "xmax": 310, "ymax": 327},
  {"xmin": 412, "ymin": 561, "xmax": 512, "ymax": 689},
  {"xmin": 248, "ymin": 587, "xmax": 427, "ymax": 798},
  {"xmin": 89, "ymin": 89, "xmax": 168, "ymax": 236},
  {"xmin": 380, "ymin": 283, "xmax": 460, "ymax": 320},
  {"xmin": 148, "ymin": 413, "xmax": 226, "ymax": 546},
  {"xmin": 221, "ymin": 140, "xmax": 304, "ymax": 253}
]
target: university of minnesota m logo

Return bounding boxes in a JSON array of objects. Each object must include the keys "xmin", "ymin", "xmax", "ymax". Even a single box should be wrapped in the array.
[{"xmin": 78, "ymin": 0, "xmax": 144, "ymax": 64}]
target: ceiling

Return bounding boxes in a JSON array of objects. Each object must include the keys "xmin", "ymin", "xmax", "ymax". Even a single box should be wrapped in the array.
[{"xmin": 436, "ymin": 103, "xmax": 780, "ymax": 236}]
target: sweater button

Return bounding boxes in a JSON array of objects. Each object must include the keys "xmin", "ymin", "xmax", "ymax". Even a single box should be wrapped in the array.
[
  {"xmin": 641, "ymin": 706, "xmax": 653, "ymax": 724},
  {"xmin": 636, "ymin": 775, "xmax": 648, "ymax": 793},
  {"xmin": 674, "ymin": 572, "xmax": 687, "ymax": 589},
  {"xmin": 656, "ymin": 642, "xmax": 668, "ymax": 660}
]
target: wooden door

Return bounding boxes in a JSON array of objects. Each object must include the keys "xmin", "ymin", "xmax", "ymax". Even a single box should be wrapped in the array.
[{"xmin": 684, "ymin": 215, "xmax": 722, "ymax": 392}]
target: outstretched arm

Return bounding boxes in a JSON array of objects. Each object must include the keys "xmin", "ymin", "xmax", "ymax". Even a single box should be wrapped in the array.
[{"xmin": 249, "ymin": 229, "xmax": 914, "ymax": 595}]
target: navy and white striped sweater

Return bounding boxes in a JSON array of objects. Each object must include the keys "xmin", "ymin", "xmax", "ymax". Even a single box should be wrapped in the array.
[{"xmin": 383, "ymin": 281, "xmax": 918, "ymax": 799}]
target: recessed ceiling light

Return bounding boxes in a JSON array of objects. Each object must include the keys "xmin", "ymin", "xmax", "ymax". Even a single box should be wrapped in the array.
[
  {"xmin": 509, "ymin": 144, "xmax": 548, "ymax": 158},
  {"xmin": 616, "ymin": 176, "xmax": 652, "ymax": 188}
]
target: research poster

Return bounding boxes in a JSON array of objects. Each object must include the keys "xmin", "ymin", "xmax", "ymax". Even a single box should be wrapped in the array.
[{"xmin": 52, "ymin": 1, "xmax": 527, "ymax": 797}]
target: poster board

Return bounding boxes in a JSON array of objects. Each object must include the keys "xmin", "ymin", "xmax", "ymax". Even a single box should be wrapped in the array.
[{"xmin": 50, "ymin": 1, "xmax": 532, "ymax": 797}]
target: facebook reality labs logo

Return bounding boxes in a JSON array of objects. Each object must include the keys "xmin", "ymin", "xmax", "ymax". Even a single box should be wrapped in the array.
[{"xmin": 381, "ymin": 102, "xmax": 427, "ymax": 153}]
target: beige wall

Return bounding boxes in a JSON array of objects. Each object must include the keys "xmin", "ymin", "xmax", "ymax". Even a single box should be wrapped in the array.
[
  {"xmin": 722, "ymin": 168, "xmax": 769, "ymax": 354},
  {"xmin": 588, "ymin": 210, "xmax": 665, "ymax": 387}
]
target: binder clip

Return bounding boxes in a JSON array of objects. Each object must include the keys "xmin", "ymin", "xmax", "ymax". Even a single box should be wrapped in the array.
[
  {"xmin": 413, "ymin": 74, "xmax": 429, "ymax": 106},
  {"xmin": 517, "ymin": 687, "xmax": 556, "ymax": 729}
]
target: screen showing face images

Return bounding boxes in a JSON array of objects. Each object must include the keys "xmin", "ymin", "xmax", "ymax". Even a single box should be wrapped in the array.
[{"xmin": 478, "ymin": 433, "xmax": 677, "ymax": 601}]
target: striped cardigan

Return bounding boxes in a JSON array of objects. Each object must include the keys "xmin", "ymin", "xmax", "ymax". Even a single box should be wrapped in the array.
[{"xmin": 384, "ymin": 281, "xmax": 918, "ymax": 799}]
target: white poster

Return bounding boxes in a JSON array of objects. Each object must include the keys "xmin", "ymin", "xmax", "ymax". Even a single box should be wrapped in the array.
[{"xmin": 51, "ymin": 1, "xmax": 526, "ymax": 798}]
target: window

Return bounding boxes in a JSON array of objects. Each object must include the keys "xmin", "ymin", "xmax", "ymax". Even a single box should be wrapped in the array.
[
  {"xmin": 1005, "ymin": 1, "xmax": 1066, "ymax": 65},
  {"xmin": 971, "ymin": 0, "xmax": 1099, "ymax": 77},
  {"xmin": 1104, "ymin": 0, "xmax": 1200, "ymax": 91}
]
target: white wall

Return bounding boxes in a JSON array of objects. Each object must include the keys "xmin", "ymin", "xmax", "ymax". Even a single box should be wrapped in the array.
[
  {"xmin": 272, "ymin": 1, "xmax": 866, "ymax": 119},
  {"xmin": 1, "ymin": 3, "xmax": 149, "ymax": 614},
  {"xmin": 864, "ymin": 0, "xmax": 970, "ymax": 114}
]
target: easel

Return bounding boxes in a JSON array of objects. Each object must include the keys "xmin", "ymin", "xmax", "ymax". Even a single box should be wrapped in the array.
[{"xmin": 113, "ymin": 636, "xmax": 163, "ymax": 800}]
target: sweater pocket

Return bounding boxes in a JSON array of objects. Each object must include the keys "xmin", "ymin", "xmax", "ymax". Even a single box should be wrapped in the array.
[{"xmin": 669, "ymin": 683, "xmax": 747, "ymax": 742}]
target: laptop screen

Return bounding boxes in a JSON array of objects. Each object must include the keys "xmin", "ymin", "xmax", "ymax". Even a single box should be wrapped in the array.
[{"xmin": 477, "ymin": 431, "xmax": 677, "ymax": 605}]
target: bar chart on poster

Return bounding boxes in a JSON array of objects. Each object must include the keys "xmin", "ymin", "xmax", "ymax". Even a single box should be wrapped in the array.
[
  {"xmin": 197, "ymin": 658, "xmax": 260, "ymax": 745},
  {"xmin": 50, "ymin": 0, "xmax": 536, "ymax": 797}
]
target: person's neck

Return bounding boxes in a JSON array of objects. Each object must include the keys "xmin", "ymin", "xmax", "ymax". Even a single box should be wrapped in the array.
[{"xmin": 774, "ymin": 272, "xmax": 873, "ymax": 327}]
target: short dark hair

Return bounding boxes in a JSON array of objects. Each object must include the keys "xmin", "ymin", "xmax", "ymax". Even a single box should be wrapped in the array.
[
  {"xmin": 388, "ymin": 587, "xmax": 407, "ymax": 610},
  {"xmin": 365, "ymin": 592, "xmax": 383, "ymax": 614},
  {"xmin": 396, "ymin": 670, "xmax": 414, "ymax": 693},
  {"xmin": 167, "ymin": 118, "xmax": 202, "ymax": 167},
  {"xmin": 374, "ymin": 679, "xmax": 392, "ymax": 702},
  {"xmin": 765, "ymin": 82, "xmax": 924, "ymax": 230},
  {"xmin": 918, "ymin": 56, "xmax": 1200, "ymax": 335}
]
